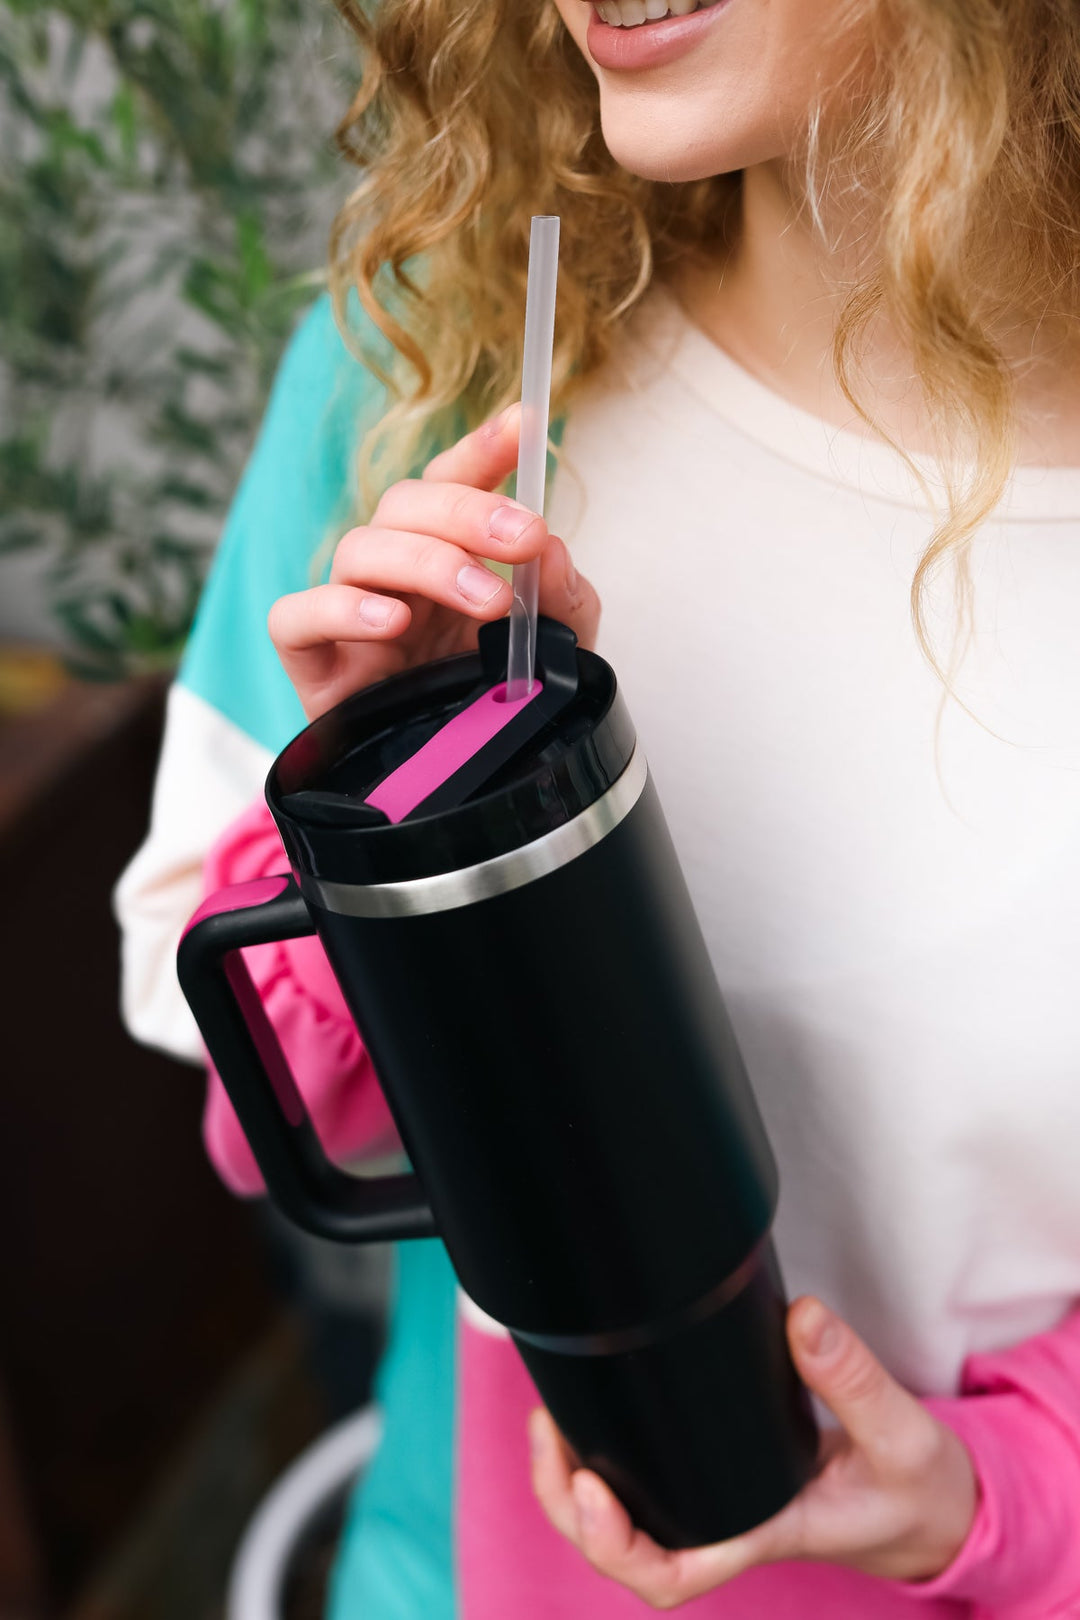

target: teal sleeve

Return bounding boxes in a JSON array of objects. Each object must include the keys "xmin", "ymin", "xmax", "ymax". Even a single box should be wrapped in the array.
[{"xmin": 177, "ymin": 292, "xmax": 389, "ymax": 754}]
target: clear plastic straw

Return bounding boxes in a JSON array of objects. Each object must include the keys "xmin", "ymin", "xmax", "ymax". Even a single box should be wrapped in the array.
[{"xmin": 505, "ymin": 215, "xmax": 560, "ymax": 701}]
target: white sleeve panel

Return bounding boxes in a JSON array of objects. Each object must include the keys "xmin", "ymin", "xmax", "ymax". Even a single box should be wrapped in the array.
[{"xmin": 113, "ymin": 683, "xmax": 275, "ymax": 1064}]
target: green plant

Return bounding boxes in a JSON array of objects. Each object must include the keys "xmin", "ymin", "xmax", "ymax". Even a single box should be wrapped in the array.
[{"xmin": 0, "ymin": 0, "xmax": 350, "ymax": 676}]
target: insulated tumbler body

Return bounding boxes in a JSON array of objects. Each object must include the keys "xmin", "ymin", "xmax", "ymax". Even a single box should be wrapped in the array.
[{"xmin": 178, "ymin": 619, "xmax": 818, "ymax": 1547}]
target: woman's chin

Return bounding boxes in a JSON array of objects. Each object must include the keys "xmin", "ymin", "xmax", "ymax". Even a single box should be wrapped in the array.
[{"xmin": 598, "ymin": 111, "xmax": 759, "ymax": 184}]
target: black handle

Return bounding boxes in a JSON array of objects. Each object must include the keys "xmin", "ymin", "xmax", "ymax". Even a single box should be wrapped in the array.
[{"xmin": 177, "ymin": 874, "xmax": 437, "ymax": 1244}]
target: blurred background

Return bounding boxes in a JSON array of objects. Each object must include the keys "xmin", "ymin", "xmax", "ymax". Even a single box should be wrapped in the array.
[{"xmin": 0, "ymin": 3, "xmax": 390, "ymax": 1615}]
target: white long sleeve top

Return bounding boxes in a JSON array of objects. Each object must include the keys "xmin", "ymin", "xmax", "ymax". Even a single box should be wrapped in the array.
[{"xmin": 544, "ymin": 281, "xmax": 1080, "ymax": 1398}]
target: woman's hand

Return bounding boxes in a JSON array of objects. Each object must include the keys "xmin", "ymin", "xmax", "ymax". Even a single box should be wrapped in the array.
[
  {"xmin": 530, "ymin": 1296, "xmax": 978, "ymax": 1610},
  {"xmin": 269, "ymin": 403, "xmax": 600, "ymax": 721}
]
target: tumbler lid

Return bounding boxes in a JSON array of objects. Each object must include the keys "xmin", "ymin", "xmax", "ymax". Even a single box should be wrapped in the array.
[{"xmin": 267, "ymin": 618, "xmax": 637, "ymax": 887}]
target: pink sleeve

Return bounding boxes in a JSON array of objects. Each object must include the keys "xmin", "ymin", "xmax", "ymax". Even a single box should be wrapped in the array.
[
  {"xmin": 898, "ymin": 1305, "xmax": 1080, "ymax": 1617},
  {"xmin": 199, "ymin": 798, "xmax": 399, "ymax": 1195}
]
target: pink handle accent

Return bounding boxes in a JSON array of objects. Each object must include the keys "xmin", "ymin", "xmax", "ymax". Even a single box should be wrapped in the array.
[
  {"xmin": 366, "ymin": 680, "xmax": 543, "ymax": 824},
  {"xmin": 182, "ymin": 874, "xmax": 291, "ymax": 937},
  {"xmin": 224, "ymin": 953, "xmax": 305, "ymax": 1127}
]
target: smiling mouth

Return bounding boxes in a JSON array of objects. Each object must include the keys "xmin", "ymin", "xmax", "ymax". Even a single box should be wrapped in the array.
[{"xmin": 591, "ymin": 0, "xmax": 725, "ymax": 25}]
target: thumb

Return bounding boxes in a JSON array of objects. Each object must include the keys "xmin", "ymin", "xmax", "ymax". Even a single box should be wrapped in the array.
[
  {"xmin": 537, "ymin": 534, "xmax": 601, "ymax": 652},
  {"xmin": 788, "ymin": 1297, "xmax": 926, "ymax": 1461}
]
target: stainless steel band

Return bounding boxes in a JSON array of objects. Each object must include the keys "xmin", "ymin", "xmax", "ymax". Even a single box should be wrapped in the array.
[{"xmin": 300, "ymin": 745, "xmax": 648, "ymax": 920}]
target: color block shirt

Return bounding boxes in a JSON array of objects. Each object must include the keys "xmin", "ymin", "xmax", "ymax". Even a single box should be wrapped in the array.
[{"xmin": 115, "ymin": 285, "xmax": 1080, "ymax": 1619}]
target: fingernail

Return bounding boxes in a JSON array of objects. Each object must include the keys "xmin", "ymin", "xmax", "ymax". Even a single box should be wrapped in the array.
[
  {"xmin": 573, "ymin": 1476, "xmax": 597, "ymax": 1539},
  {"xmin": 457, "ymin": 564, "xmax": 505, "ymax": 606},
  {"xmin": 803, "ymin": 1302, "xmax": 840, "ymax": 1358},
  {"xmin": 359, "ymin": 597, "xmax": 392, "ymax": 628},
  {"xmin": 489, "ymin": 503, "xmax": 537, "ymax": 545},
  {"xmin": 481, "ymin": 404, "xmax": 515, "ymax": 438},
  {"xmin": 565, "ymin": 549, "xmax": 578, "ymax": 595}
]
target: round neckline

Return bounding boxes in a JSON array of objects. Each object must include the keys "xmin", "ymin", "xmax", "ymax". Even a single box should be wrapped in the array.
[{"xmin": 636, "ymin": 279, "xmax": 1080, "ymax": 524}]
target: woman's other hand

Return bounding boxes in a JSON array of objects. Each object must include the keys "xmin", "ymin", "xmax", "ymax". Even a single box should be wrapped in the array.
[
  {"xmin": 268, "ymin": 403, "xmax": 600, "ymax": 721},
  {"xmin": 530, "ymin": 1296, "xmax": 978, "ymax": 1609}
]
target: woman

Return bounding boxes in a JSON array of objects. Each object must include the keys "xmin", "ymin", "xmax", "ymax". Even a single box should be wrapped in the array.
[{"xmin": 117, "ymin": 1, "xmax": 1080, "ymax": 1614}]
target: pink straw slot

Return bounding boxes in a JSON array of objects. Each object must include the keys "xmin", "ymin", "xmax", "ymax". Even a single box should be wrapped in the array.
[{"xmin": 365, "ymin": 681, "xmax": 544, "ymax": 825}]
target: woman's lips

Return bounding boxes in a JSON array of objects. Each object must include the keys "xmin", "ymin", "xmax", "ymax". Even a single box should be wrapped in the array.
[{"xmin": 585, "ymin": 1, "xmax": 733, "ymax": 72}]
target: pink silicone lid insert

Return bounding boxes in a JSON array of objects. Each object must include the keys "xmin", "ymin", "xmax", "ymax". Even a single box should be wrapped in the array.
[{"xmin": 365, "ymin": 680, "xmax": 544, "ymax": 825}]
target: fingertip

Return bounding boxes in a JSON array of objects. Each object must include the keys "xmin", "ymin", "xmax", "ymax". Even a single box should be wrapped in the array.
[
  {"xmin": 266, "ymin": 589, "xmax": 294, "ymax": 641},
  {"xmin": 480, "ymin": 402, "xmax": 520, "ymax": 440},
  {"xmin": 571, "ymin": 1470, "xmax": 625, "ymax": 1554},
  {"xmin": 536, "ymin": 533, "xmax": 571, "ymax": 595},
  {"xmin": 787, "ymin": 1295, "xmax": 818, "ymax": 1339},
  {"xmin": 555, "ymin": 534, "xmax": 577, "ymax": 595},
  {"xmin": 457, "ymin": 562, "xmax": 512, "ymax": 614},
  {"xmin": 530, "ymin": 1414, "xmax": 580, "ymax": 1543},
  {"xmin": 529, "ymin": 1407, "xmax": 554, "ymax": 1461},
  {"xmin": 789, "ymin": 1296, "xmax": 835, "ymax": 1359},
  {"xmin": 485, "ymin": 506, "xmax": 547, "ymax": 560},
  {"xmin": 358, "ymin": 593, "xmax": 409, "ymax": 634}
]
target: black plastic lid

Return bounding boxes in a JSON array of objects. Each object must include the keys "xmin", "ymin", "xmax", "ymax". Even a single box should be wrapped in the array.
[{"xmin": 266, "ymin": 618, "xmax": 637, "ymax": 886}]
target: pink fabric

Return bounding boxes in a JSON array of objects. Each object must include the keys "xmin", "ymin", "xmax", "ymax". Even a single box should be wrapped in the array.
[
  {"xmin": 199, "ymin": 798, "xmax": 399, "ymax": 1194},
  {"xmin": 906, "ymin": 1309, "xmax": 1080, "ymax": 1617},
  {"xmin": 457, "ymin": 1309, "xmax": 1080, "ymax": 1619}
]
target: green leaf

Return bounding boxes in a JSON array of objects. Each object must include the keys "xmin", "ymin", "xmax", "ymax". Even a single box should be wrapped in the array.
[
  {"xmin": 124, "ymin": 610, "xmax": 170, "ymax": 653},
  {"xmin": 173, "ymin": 346, "xmax": 233, "ymax": 379},
  {"xmin": 110, "ymin": 83, "xmax": 139, "ymax": 167},
  {"xmin": 60, "ymin": 22, "xmax": 86, "ymax": 88},
  {"xmin": 236, "ymin": 208, "xmax": 270, "ymax": 306},
  {"xmin": 154, "ymin": 476, "xmax": 218, "ymax": 509},
  {"xmin": 53, "ymin": 599, "xmax": 121, "ymax": 655},
  {"xmin": 45, "ymin": 108, "xmax": 110, "ymax": 170},
  {"xmin": 153, "ymin": 400, "xmax": 224, "ymax": 460},
  {"xmin": 182, "ymin": 257, "xmax": 241, "ymax": 329},
  {"xmin": 0, "ymin": 523, "xmax": 46, "ymax": 553},
  {"xmin": 236, "ymin": 0, "xmax": 268, "ymax": 49}
]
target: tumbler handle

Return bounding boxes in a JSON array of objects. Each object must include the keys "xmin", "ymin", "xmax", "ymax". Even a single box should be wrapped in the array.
[{"xmin": 177, "ymin": 874, "xmax": 437, "ymax": 1244}]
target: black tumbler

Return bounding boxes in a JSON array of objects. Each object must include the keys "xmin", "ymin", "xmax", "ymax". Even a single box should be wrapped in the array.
[{"xmin": 178, "ymin": 617, "xmax": 818, "ymax": 1548}]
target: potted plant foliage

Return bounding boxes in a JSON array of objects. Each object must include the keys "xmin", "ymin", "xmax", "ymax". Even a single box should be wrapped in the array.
[{"xmin": 0, "ymin": 0, "xmax": 350, "ymax": 678}]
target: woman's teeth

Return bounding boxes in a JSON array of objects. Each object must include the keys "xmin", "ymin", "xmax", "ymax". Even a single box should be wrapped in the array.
[{"xmin": 593, "ymin": 0, "xmax": 714, "ymax": 24}]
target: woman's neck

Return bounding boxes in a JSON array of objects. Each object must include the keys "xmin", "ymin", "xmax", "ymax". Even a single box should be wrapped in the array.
[{"xmin": 664, "ymin": 162, "xmax": 1080, "ymax": 468}]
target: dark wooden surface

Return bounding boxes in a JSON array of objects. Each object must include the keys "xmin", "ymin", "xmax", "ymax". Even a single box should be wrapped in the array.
[{"xmin": 0, "ymin": 669, "xmax": 275, "ymax": 1611}]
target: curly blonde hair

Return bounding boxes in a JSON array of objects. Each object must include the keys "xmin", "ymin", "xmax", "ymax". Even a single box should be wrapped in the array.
[{"xmin": 328, "ymin": 0, "xmax": 1080, "ymax": 673}]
